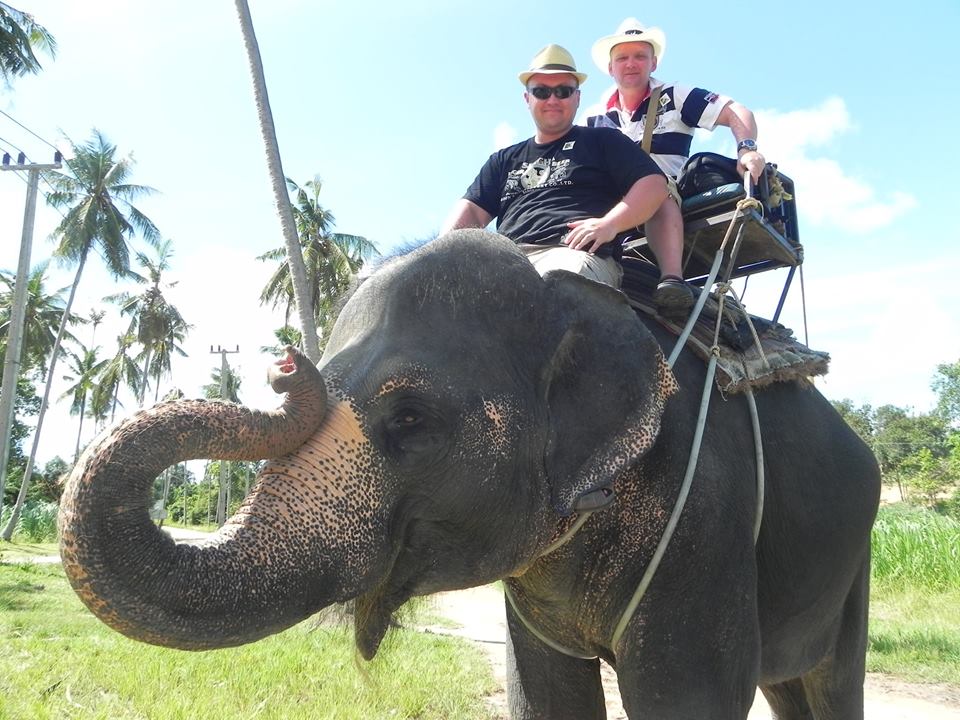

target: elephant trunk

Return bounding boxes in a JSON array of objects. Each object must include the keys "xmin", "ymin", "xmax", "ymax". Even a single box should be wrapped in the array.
[{"xmin": 58, "ymin": 346, "xmax": 339, "ymax": 650}]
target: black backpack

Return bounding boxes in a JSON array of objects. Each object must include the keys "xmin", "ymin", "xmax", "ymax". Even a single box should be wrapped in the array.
[{"xmin": 676, "ymin": 152, "xmax": 742, "ymax": 199}]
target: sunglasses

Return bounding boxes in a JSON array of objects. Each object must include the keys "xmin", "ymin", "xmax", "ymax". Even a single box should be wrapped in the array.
[{"xmin": 528, "ymin": 85, "xmax": 578, "ymax": 100}]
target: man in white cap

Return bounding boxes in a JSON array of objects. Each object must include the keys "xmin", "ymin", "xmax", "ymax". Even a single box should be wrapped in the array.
[
  {"xmin": 441, "ymin": 44, "xmax": 667, "ymax": 290},
  {"xmin": 586, "ymin": 18, "xmax": 766, "ymax": 310}
]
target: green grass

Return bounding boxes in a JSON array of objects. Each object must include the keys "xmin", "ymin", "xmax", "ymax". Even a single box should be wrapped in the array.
[
  {"xmin": 871, "ymin": 504, "xmax": 960, "ymax": 592},
  {"xmin": 867, "ymin": 505, "xmax": 960, "ymax": 685},
  {"xmin": 0, "ymin": 540, "xmax": 59, "ymax": 562},
  {"xmin": 0, "ymin": 563, "xmax": 499, "ymax": 720},
  {"xmin": 868, "ymin": 587, "xmax": 960, "ymax": 684}
]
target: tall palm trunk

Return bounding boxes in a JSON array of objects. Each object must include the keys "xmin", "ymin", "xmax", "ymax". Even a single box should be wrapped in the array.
[
  {"xmin": 234, "ymin": 0, "xmax": 320, "ymax": 364},
  {"xmin": 138, "ymin": 346, "xmax": 153, "ymax": 407},
  {"xmin": 2, "ymin": 255, "xmax": 85, "ymax": 540},
  {"xmin": 72, "ymin": 394, "xmax": 87, "ymax": 463}
]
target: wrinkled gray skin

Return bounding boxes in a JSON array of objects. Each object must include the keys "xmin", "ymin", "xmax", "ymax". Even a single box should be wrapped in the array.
[{"xmin": 59, "ymin": 230, "xmax": 880, "ymax": 719}]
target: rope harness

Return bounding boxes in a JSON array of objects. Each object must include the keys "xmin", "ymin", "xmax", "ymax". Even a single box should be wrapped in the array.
[{"xmin": 506, "ymin": 185, "xmax": 770, "ymax": 660}]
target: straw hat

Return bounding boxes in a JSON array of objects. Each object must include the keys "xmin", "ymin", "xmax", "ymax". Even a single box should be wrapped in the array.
[
  {"xmin": 591, "ymin": 18, "xmax": 667, "ymax": 73},
  {"xmin": 518, "ymin": 44, "xmax": 588, "ymax": 86}
]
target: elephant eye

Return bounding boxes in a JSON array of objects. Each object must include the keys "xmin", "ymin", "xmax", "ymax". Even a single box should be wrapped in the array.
[{"xmin": 392, "ymin": 410, "xmax": 422, "ymax": 428}]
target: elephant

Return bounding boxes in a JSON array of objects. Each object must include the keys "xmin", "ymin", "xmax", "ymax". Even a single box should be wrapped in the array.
[{"xmin": 59, "ymin": 229, "xmax": 881, "ymax": 719}]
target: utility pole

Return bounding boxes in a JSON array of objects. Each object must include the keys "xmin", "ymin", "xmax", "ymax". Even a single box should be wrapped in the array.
[
  {"xmin": 0, "ymin": 154, "xmax": 61, "ymax": 508},
  {"xmin": 210, "ymin": 344, "xmax": 238, "ymax": 525}
]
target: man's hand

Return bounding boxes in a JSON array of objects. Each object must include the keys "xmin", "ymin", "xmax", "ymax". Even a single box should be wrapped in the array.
[
  {"xmin": 738, "ymin": 150, "xmax": 766, "ymax": 183},
  {"xmin": 564, "ymin": 218, "xmax": 617, "ymax": 254}
]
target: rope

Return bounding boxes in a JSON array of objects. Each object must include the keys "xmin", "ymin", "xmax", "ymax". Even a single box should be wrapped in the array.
[
  {"xmin": 611, "ymin": 350, "xmax": 719, "ymax": 651},
  {"xmin": 745, "ymin": 388, "xmax": 765, "ymax": 543}
]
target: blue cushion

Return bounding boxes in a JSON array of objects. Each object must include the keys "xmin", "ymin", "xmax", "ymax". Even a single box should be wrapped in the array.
[{"xmin": 680, "ymin": 183, "xmax": 744, "ymax": 217}]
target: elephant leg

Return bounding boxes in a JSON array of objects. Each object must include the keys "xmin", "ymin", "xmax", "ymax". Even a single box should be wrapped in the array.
[
  {"xmin": 799, "ymin": 559, "xmax": 871, "ymax": 720},
  {"xmin": 505, "ymin": 599, "xmax": 606, "ymax": 720},
  {"xmin": 760, "ymin": 679, "xmax": 814, "ymax": 720}
]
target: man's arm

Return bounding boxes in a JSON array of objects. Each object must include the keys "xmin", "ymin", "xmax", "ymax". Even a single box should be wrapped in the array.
[
  {"xmin": 564, "ymin": 174, "xmax": 668, "ymax": 254},
  {"xmin": 439, "ymin": 199, "xmax": 494, "ymax": 236},
  {"xmin": 716, "ymin": 101, "xmax": 766, "ymax": 182}
]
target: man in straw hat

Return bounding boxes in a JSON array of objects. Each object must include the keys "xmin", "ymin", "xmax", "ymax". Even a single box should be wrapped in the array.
[
  {"xmin": 586, "ymin": 18, "xmax": 766, "ymax": 310},
  {"xmin": 441, "ymin": 44, "xmax": 667, "ymax": 290}
]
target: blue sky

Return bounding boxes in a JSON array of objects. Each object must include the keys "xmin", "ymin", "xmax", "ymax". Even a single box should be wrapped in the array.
[{"xmin": 1, "ymin": 1, "xmax": 958, "ymax": 465}]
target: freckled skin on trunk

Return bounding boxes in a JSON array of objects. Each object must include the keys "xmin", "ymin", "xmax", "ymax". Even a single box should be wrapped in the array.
[{"xmin": 58, "ymin": 346, "xmax": 334, "ymax": 650}]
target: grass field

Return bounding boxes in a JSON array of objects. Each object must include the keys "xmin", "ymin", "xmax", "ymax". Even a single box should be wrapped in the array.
[{"xmin": 0, "ymin": 562, "xmax": 498, "ymax": 720}]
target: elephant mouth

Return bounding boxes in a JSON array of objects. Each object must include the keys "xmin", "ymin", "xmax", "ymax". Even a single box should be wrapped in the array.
[{"xmin": 353, "ymin": 580, "xmax": 414, "ymax": 660}]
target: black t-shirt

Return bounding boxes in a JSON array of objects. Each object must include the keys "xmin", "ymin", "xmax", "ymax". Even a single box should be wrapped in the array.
[{"xmin": 464, "ymin": 125, "xmax": 663, "ymax": 257}]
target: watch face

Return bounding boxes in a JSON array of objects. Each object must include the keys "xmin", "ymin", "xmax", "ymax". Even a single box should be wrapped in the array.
[{"xmin": 739, "ymin": 139, "xmax": 757, "ymax": 151}]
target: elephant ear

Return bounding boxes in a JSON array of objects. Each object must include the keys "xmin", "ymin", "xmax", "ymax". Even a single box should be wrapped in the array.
[{"xmin": 539, "ymin": 271, "xmax": 679, "ymax": 516}]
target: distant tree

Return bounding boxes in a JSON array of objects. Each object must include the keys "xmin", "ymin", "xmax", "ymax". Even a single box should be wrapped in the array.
[
  {"xmin": 0, "ymin": 375, "xmax": 39, "ymax": 505},
  {"xmin": 90, "ymin": 333, "xmax": 141, "ymax": 427},
  {"xmin": 203, "ymin": 365, "xmax": 242, "ymax": 404},
  {"xmin": 59, "ymin": 344, "xmax": 107, "ymax": 462},
  {"xmin": 0, "ymin": 263, "xmax": 80, "ymax": 378},
  {"xmin": 831, "ymin": 399, "xmax": 874, "ymax": 446},
  {"xmin": 259, "ymin": 176, "xmax": 376, "ymax": 349},
  {"xmin": 35, "ymin": 455, "xmax": 68, "ymax": 503},
  {"xmin": 106, "ymin": 240, "xmax": 191, "ymax": 405},
  {"xmin": 896, "ymin": 447, "xmax": 954, "ymax": 508},
  {"xmin": 0, "ymin": 3, "xmax": 56, "ymax": 84},
  {"xmin": 932, "ymin": 359, "xmax": 960, "ymax": 426},
  {"xmin": 872, "ymin": 405, "xmax": 949, "ymax": 475},
  {"xmin": 260, "ymin": 325, "xmax": 302, "ymax": 355}
]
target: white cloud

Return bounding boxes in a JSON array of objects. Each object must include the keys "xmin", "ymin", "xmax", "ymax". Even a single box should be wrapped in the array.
[{"xmin": 756, "ymin": 97, "xmax": 917, "ymax": 234}]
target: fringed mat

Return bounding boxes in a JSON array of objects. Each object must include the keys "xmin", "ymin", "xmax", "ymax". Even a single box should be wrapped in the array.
[{"xmin": 630, "ymin": 293, "xmax": 830, "ymax": 395}]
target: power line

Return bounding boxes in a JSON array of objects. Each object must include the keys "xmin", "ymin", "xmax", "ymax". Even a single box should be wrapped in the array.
[
  {"xmin": 0, "ymin": 134, "xmax": 28, "ymax": 158},
  {"xmin": 0, "ymin": 108, "xmax": 61, "ymax": 154}
]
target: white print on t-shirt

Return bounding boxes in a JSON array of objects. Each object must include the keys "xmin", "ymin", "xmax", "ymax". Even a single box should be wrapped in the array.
[{"xmin": 505, "ymin": 157, "xmax": 572, "ymax": 195}]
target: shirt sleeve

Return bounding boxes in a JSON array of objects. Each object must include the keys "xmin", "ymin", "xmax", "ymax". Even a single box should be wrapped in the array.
[
  {"xmin": 463, "ymin": 152, "xmax": 503, "ymax": 218},
  {"xmin": 672, "ymin": 83, "xmax": 731, "ymax": 131}
]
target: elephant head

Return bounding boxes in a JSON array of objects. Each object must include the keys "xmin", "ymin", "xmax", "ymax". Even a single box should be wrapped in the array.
[{"xmin": 58, "ymin": 229, "xmax": 677, "ymax": 659}]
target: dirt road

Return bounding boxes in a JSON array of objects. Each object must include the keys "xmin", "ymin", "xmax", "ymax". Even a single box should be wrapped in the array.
[{"xmin": 427, "ymin": 585, "xmax": 960, "ymax": 720}]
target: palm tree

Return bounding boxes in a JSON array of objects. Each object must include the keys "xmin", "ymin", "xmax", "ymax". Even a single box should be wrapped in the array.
[
  {"xmin": 202, "ymin": 365, "xmax": 242, "ymax": 404},
  {"xmin": 0, "ymin": 264, "xmax": 79, "ymax": 507},
  {"xmin": 90, "ymin": 333, "xmax": 141, "ymax": 428},
  {"xmin": 259, "ymin": 176, "xmax": 377, "ymax": 348},
  {"xmin": 0, "ymin": 262, "xmax": 79, "ymax": 378},
  {"xmin": 203, "ymin": 361, "xmax": 242, "ymax": 525},
  {"xmin": 259, "ymin": 325, "xmax": 302, "ymax": 355},
  {"xmin": 59, "ymin": 344, "xmax": 106, "ymax": 462},
  {"xmin": 0, "ymin": 3, "xmax": 56, "ymax": 84},
  {"xmin": 233, "ymin": 0, "xmax": 319, "ymax": 363},
  {"xmin": 86, "ymin": 308, "xmax": 105, "ymax": 347},
  {"xmin": 106, "ymin": 240, "xmax": 191, "ymax": 405},
  {"xmin": 141, "ymin": 321, "xmax": 189, "ymax": 404},
  {"xmin": 1, "ymin": 129, "xmax": 159, "ymax": 541}
]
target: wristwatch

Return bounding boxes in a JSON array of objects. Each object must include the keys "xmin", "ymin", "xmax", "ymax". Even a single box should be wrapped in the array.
[{"xmin": 737, "ymin": 138, "xmax": 758, "ymax": 154}]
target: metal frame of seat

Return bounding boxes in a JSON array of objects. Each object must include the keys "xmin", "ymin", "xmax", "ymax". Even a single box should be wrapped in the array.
[{"xmin": 622, "ymin": 166, "xmax": 802, "ymax": 322}]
